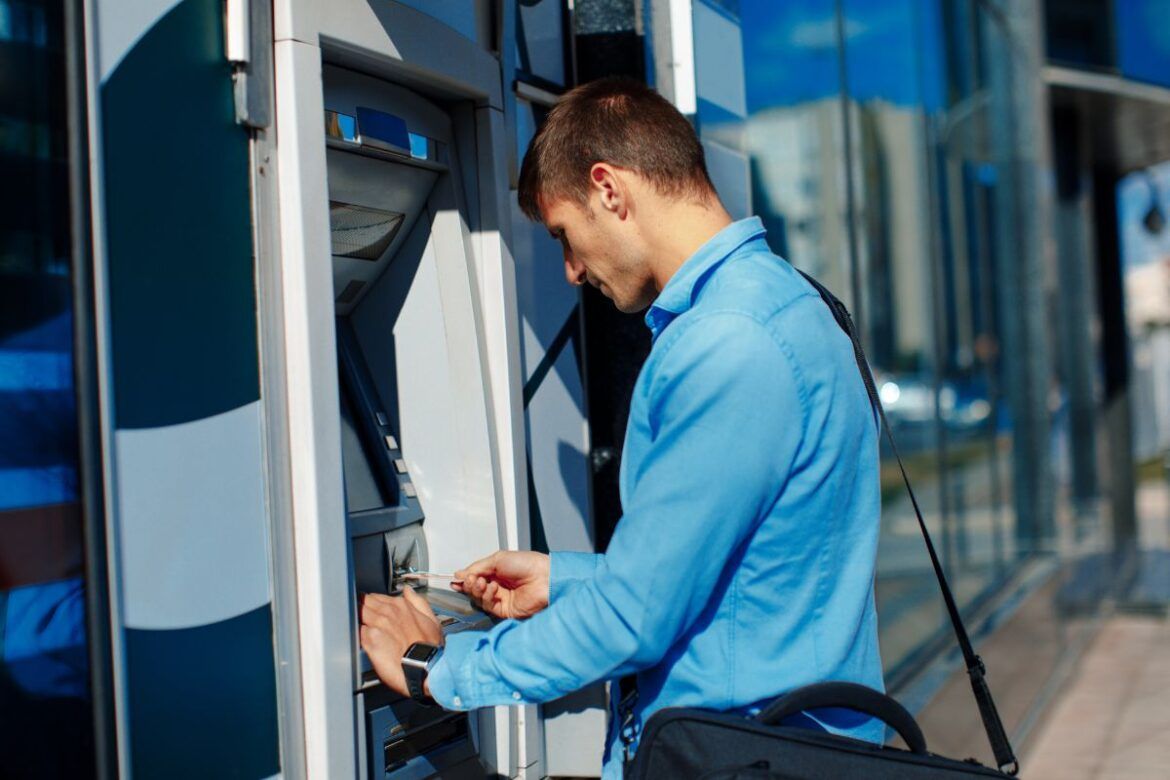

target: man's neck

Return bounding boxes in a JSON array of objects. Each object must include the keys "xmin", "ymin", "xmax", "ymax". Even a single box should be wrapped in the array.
[{"xmin": 644, "ymin": 200, "xmax": 734, "ymax": 291}]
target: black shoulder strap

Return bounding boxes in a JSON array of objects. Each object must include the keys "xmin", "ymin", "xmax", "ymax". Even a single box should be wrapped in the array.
[{"xmin": 797, "ymin": 270, "xmax": 1018, "ymax": 775}]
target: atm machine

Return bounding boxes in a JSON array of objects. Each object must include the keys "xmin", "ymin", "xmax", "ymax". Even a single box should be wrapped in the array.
[{"xmin": 322, "ymin": 64, "xmax": 504, "ymax": 779}]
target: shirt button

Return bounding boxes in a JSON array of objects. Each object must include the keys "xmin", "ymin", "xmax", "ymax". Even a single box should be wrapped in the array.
[
  {"xmin": 453, "ymin": 696, "xmax": 463, "ymax": 708},
  {"xmin": 512, "ymin": 691, "xmax": 522, "ymax": 700}
]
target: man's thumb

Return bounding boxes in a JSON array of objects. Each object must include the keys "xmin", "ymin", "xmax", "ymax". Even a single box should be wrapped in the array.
[{"xmin": 455, "ymin": 550, "xmax": 502, "ymax": 581}]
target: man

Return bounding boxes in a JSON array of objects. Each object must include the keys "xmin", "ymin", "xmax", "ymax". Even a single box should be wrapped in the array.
[{"xmin": 358, "ymin": 77, "xmax": 884, "ymax": 778}]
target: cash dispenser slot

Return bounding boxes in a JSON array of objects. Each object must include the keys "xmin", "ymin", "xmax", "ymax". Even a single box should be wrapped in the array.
[
  {"xmin": 365, "ymin": 689, "xmax": 483, "ymax": 780},
  {"xmin": 384, "ymin": 714, "xmax": 469, "ymax": 770}
]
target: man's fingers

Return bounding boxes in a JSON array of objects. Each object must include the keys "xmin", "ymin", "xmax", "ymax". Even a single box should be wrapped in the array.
[
  {"xmin": 464, "ymin": 578, "xmax": 485, "ymax": 607},
  {"xmin": 360, "ymin": 598, "xmax": 393, "ymax": 629},
  {"xmin": 471, "ymin": 576, "xmax": 488, "ymax": 600},
  {"xmin": 401, "ymin": 586, "xmax": 437, "ymax": 619},
  {"xmin": 360, "ymin": 592, "xmax": 408, "ymax": 626},
  {"xmin": 460, "ymin": 568, "xmax": 489, "ymax": 591},
  {"xmin": 362, "ymin": 592, "xmax": 397, "ymax": 612}
]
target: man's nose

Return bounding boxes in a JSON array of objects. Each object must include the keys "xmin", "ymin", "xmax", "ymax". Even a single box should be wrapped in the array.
[{"xmin": 564, "ymin": 252, "xmax": 586, "ymax": 287}]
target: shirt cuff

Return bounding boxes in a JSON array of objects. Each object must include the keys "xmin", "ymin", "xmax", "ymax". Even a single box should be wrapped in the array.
[
  {"xmin": 549, "ymin": 551, "xmax": 602, "ymax": 602},
  {"xmin": 428, "ymin": 629, "xmax": 526, "ymax": 710},
  {"xmin": 425, "ymin": 646, "xmax": 467, "ymax": 711}
]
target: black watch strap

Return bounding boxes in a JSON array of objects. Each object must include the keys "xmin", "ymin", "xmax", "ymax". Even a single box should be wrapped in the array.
[
  {"xmin": 405, "ymin": 668, "xmax": 432, "ymax": 704},
  {"xmin": 402, "ymin": 643, "xmax": 441, "ymax": 705}
]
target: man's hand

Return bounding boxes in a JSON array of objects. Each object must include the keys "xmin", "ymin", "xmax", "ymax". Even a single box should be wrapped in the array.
[
  {"xmin": 359, "ymin": 588, "xmax": 444, "ymax": 698},
  {"xmin": 451, "ymin": 551, "xmax": 550, "ymax": 620}
]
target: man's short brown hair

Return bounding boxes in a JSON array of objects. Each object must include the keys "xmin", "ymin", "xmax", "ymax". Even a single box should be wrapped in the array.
[{"xmin": 517, "ymin": 77, "xmax": 715, "ymax": 222}]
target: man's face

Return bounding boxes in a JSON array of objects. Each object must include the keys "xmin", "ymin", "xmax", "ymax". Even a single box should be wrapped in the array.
[{"xmin": 541, "ymin": 196, "xmax": 657, "ymax": 313}]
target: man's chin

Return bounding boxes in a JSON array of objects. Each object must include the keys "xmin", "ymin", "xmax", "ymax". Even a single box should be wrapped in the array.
[
  {"xmin": 612, "ymin": 297, "xmax": 649, "ymax": 314},
  {"xmin": 597, "ymin": 285, "xmax": 651, "ymax": 314}
]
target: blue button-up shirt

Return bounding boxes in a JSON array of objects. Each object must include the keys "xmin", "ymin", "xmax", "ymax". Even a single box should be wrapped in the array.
[{"xmin": 428, "ymin": 217, "xmax": 884, "ymax": 777}]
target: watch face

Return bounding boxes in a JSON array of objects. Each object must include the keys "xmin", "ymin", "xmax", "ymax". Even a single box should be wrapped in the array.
[{"xmin": 404, "ymin": 643, "xmax": 437, "ymax": 663}]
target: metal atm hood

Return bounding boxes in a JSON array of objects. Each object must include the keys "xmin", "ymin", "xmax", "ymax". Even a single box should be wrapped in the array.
[{"xmin": 323, "ymin": 67, "xmax": 452, "ymax": 316}]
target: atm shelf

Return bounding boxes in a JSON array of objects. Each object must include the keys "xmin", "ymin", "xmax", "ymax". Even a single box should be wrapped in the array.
[{"xmin": 326, "ymin": 137, "xmax": 448, "ymax": 174}]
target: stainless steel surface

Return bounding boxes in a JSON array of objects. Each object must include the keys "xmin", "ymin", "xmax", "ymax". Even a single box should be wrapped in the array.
[
  {"xmin": 325, "ymin": 136, "xmax": 448, "ymax": 173},
  {"xmin": 229, "ymin": 0, "xmax": 272, "ymax": 128}
]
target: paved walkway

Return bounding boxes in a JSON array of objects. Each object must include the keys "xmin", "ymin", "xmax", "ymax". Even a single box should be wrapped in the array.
[{"xmin": 1023, "ymin": 614, "xmax": 1170, "ymax": 779}]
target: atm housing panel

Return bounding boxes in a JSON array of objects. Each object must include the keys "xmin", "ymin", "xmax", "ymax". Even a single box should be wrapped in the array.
[{"xmin": 325, "ymin": 64, "xmax": 497, "ymax": 780}]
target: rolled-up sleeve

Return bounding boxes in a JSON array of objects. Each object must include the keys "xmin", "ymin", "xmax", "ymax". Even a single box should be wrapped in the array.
[
  {"xmin": 549, "ymin": 551, "xmax": 602, "ymax": 602},
  {"xmin": 427, "ymin": 312, "xmax": 806, "ymax": 710}
]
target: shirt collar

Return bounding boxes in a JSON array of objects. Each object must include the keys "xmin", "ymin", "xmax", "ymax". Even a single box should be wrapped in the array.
[{"xmin": 644, "ymin": 216, "xmax": 767, "ymax": 338}]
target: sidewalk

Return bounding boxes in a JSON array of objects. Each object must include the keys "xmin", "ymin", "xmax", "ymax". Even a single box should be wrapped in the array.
[{"xmin": 1022, "ymin": 614, "xmax": 1170, "ymax": 779}]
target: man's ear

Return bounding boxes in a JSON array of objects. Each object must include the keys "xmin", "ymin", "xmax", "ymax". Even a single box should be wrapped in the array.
[{"xmin": 589, "ymin": 162, "xmax": 626, "ymax": 217}]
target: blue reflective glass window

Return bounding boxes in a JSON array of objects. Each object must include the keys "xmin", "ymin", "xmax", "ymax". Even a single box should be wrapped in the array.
[
  {"xmin": 1116, "ymin": 0, "xmax": 1170, "ymax": 88},
  {"xmin": 740, "ymin": 0, "xmax": 1033, "ymax": 680},
  {"xmin": 1045, "ymin": 0, "xmax": 1115, "ymax": 71},
  {"xmin": 0, "ymin": 0, "xmax": 93, "ymax": 774}
]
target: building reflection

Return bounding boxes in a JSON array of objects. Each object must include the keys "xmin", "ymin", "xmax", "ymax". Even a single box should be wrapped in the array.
[{"xmin": 0, "ymin": 0, "xmax": 94, "ymax": 775}]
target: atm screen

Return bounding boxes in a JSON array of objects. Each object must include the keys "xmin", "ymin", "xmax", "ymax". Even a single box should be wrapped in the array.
[{"xmin": 335, "ymin": 320, "xmax": 420, "ymax": 530}]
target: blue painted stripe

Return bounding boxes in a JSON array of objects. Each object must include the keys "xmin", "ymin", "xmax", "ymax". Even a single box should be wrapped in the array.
[
  {"xmin": 124, "ymin": 605, "xmax": 280, "ymax": 779},
  {"xmin": 99, "ymin": 1, "xmax": 281, "ymax": 775},
  {"xmin": 101, "ymin": 0, "xmax": 259, "ymax": 430}
]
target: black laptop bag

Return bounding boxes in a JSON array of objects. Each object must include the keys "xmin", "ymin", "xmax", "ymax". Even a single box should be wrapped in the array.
[{"xmin": 624, "ymin": 272, "xmax": 1020, "ymax": 779}]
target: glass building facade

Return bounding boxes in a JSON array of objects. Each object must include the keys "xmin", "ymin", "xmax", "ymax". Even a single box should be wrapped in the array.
[
  {"xmin": 582, "ymin": 0, "xmax": 1119, "ymax": 761},
  {"xmin": 0, "ymin": 0, "xmax": 96, "ymax": 775},
  {"xmin": 677, "ymin": 0, "xmax": 1064, "ymax": 686}
]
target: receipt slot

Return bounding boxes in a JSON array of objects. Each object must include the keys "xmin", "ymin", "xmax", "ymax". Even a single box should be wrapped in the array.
[{"xmin": 323, "ymin": 65, "xmax": 504, "ymax": 779}]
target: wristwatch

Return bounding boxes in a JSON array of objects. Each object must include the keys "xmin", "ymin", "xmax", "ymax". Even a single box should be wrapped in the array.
[{"xmin": 401, "ymin": 642, "xmax": 443, "ymax": 705}]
